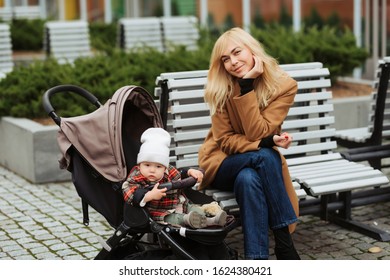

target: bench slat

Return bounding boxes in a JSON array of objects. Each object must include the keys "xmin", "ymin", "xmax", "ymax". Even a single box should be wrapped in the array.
[
  {"xmin": 303, "ymin": 169, "xmax": 384, "ymax": 187},
  {"xmin": 309, "ymin": 176, "xmax": 389, "ymax": 196}
]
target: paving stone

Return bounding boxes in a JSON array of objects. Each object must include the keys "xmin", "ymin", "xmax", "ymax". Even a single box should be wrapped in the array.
[
  {"xmin": 50, "ymin": 243, "xmax": 70, "ymax": 251},
  {"xmin": 18, "ymin": 220, "xmax": 38, "ymax": 227},
  {"xmin": 68, "ymin": 240, "xmax": 89, "ymax": 249},
  {"xmin": 16, "ymin": 237, "xmax": 37, "ymax": 245},
  {"xmin": 35, "ymin": 252, "xmax": 61, "ymax": 259},
  {"xmin": 62, "ymin": 255, "xmax": 84, "ymax": 260},
  {"xmin": 329, "ymin": 250, "xmax": 348, "ymax": 258},
  {"xmin": 83, "ymin": 250, "xmax": 100, "ymax": 259},
  {"xmin": 42, "ymin": 239, "xmax": 62, "ymax": 246},
  {"xmin": 8, "ymin": 249, "xmax": 31, "ymax": 258},
  {"xmin": 13, "ymin": 255, "xmax": 36, "ymax": 260},
  {"xmin": 0, "ymin": 240, "xmax": 19, "ymax": 247},
  {"xmin": 354, "ymin": 253, "xmax": 380, "ymax": 260},
  {"xmin": 30, "ymin": 246, "xmax": 49, "ymax": 254},
  {"xmin": 56, "ymin": 249, "xmax": 79, "ymax": 257},
  {"xmin": 34, "ymin": 234, "xmax": 56, "ymax": 241},
  {"xmin": 61, "ymin": 235, "xmax": 80, "ymax": 243},
  {"xmin": 22, "ymin": 241, "xmax": 45, "ymax": 250},
  {"xmin": 344, "ymin": 247, "xmax": 363, "ymax": 255},
  {"xmin": 8, "ymin": 230, "xmax": 29, "ymax": 240},
  {"xmin": 2, "ymin": 243, "xmax": 25, "ymax": 253},
  {"xmin": 51, "ymin": 231, "xmax": 73, "ymax": 238}
]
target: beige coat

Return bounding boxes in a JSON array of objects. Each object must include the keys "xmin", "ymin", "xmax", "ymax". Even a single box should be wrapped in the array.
[{"xmin": 198, "ymin": 75, "xmax": 298, "ymax": 232}]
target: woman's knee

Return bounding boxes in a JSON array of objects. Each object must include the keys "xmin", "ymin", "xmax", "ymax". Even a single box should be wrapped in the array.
[
  {"xmin": 234, "ymin": 168, "xmax": 261, "ymax": 195},
  {"xmin": 236, "ymin": 168, "xmax": 258, "ymax": 182},
  {"xmin": 255, "ymin": 148, "xmax": 282, "ymax": 167}
]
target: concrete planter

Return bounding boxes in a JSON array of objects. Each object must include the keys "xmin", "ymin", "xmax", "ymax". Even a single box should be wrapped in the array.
[
  {"xmin": 332, "ymin": 95, "xmax": 371, "ymax": 130},
  {"xmin": 0, "ymin": 117, "xmax": 70, "ymax": 183}
]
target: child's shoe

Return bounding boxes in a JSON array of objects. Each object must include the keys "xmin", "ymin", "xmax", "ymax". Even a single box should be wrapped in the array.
[
  {"xmin": 183, "ymin": 211, "xmax": 207, "ymax": 228},
  {"xmin": 206, "ymin": 210, "xmax": 227, "ymax": 227}
]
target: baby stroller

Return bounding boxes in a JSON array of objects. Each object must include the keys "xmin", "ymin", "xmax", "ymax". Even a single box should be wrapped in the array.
[{"xmin": 43, "ymin": 84, "xmax": 238, "ymax": 260}]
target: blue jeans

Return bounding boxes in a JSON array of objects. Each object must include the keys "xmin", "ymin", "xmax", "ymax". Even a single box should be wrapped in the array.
[{"xmin": 212, "ymin": 148, "xmax": 297, "ymax": 259}]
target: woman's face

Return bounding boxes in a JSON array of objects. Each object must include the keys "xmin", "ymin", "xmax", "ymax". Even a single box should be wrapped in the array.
[{"xmin": 221, "ymin": 41, "xmax": 254, "ymax": 78}]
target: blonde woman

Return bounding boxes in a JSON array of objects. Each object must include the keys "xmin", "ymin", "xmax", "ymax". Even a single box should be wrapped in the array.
[{"xmin": 198, "ymin": 27, "xmax": 300, "ymax": 260}]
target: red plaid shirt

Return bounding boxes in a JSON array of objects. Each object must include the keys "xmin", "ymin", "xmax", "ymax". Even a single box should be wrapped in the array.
[{"xmin": 122, "ymin": 165, "xmax": 190, "ymax": 222}]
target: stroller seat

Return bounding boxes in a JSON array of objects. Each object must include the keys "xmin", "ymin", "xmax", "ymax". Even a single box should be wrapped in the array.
[{"xmin": 43, "ymin": 84, "xmax": 238, "ymax": 260}]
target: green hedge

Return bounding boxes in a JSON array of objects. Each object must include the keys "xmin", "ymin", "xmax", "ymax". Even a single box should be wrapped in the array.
[
  {"xmin": 0, "ymin": 24, "xmax": 368, "ymax": 119},
  {"xmin": 0, "ymin": 47, "xmax": 211, "ymax": 119},
  {"xmin": 251, "ymin": 24, "xmax": 368, "ymax": 82},
  {"xmin": 10, "ymin": 19, "xmax": 45, "ymax": 51}
]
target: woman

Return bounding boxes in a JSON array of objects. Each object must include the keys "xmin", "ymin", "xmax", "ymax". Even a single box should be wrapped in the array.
[{"xmin": 198, "ymin": 27, "xmax": 300, "ymax": 260}]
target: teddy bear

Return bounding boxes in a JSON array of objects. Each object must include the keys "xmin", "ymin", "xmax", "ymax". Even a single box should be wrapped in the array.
[{"xmin": 200, "ymin": 201, "xmax": 224, "ymax": 217}]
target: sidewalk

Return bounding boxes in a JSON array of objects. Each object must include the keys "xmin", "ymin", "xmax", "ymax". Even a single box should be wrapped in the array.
[{"xmin": 1, "ymin": 164, "xmax": 390, "ymax": 260}]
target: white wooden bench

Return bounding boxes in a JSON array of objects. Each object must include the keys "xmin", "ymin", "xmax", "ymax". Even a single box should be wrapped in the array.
[
  {"xmin": 119, "ymin": 16, "xmax": 199, "ymax": 53},
  {"xmin": 118, "ymin": 17, "xmax": 164, "ymax": 52},
  {"xmin": 334, "ymin": 57, "xmax": 390, "ymax": 147},
  {"xmin": 0, "ymin": 23, "xmax": 13, "ymax": 80},
  {"xmin": 0, "ymin": 7, "xmax": 13, "ymax": 21},
  {"xmin": 13, "ymin": 5, "xmax": 43, "ymax": 20},
  {"xmin": 155, "ymin": 62, "xmax": 390, "ymax": 241},
  {"xmin": 334, "ymin": 57, "xmax": 390, "ymax": 170},
  {"xmin": 161, "ymin": 16, "xmax": 199, "ymax": 51},
  {"xmin": 44, "ymin": 20, "xmax": 92, "ymax": 64}
]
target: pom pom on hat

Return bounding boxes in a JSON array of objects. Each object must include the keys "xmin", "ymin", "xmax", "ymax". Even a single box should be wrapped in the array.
[{"xmin": 137, "ymin": 127, "xmax": 170, "ymax": 168}]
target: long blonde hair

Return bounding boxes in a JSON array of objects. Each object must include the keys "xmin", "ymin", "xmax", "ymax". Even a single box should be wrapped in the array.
[{"xmin": 204, "ymin": 27, "xmax": 287, "ymax": 115}]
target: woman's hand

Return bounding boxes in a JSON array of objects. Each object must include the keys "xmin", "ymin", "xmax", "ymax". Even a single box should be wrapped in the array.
[
  {"xmin": 243, "ymin": 56, "xmax": 264, "ymax": 79},
  {"xmin": 273, "ymin": 132, "xmax": 293, "ymax": 149},
  {"xmin": 143, "ymin": 183, "xmax": 167, "ymax": 202},
  {"xmin": 188, "ymin": 169, "xmax": 204, "ymax": 183}
]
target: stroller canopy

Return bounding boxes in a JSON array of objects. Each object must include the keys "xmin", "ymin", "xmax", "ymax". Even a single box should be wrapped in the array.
[{"xmin": 57, "ymin": 85, "xmax": 163, "ymax": 182}]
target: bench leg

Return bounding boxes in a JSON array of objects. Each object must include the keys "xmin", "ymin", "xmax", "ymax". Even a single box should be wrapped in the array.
[
  {"xmin": 328, "ymin": 191, "xmax": 390, "ymax": 242},
  {"xmin": 330, "ymin": 215, "xmax": 390, "ymax": 242},
  {"xmin": 318, "ymin": 192, "xmax": 390, "ymax": 241},
  {"xmin": 320, "ymin": 194, "xmax": 338, "ymax": 220},
  {"xmin": 338, "ymin": 192, "xmax": 352, "ymax": 220},
  {"xmin": 368, "ymin": 158, "xmax": 382, "ymax": 170},
  {"xmin": 320, "ymin": 195, "xmax": 329, "ymax": 220}
]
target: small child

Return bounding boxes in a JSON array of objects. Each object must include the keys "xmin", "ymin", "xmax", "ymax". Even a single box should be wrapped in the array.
[{"xmin": 122, "ymin": 127, "xmax": 227, "ymax": 229}]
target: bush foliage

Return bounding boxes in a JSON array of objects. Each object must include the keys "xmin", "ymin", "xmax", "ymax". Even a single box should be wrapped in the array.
[{"xmin": 0, "ymin": 20, "xmax": 368, "ymax": 119}]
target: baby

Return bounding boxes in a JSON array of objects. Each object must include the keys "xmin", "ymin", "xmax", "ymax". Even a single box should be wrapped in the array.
[{"xmin": 122, "ymin": 127, "xmax": 227, "ymax": 229}]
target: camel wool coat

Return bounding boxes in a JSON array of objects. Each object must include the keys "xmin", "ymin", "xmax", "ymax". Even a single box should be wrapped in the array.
[{"xmin": 198, "ymin": 74, "xmax": 298, "ymax": 232}]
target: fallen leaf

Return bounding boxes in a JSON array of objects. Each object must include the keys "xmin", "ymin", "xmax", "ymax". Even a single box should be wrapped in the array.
[{"xmin": 368, "ymin": 246, "xmax": 382, "ymax": 253}]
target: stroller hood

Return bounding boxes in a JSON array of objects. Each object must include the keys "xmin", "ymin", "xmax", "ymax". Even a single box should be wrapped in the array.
[{"xmin": 57, "ymin": 85, "xmax": 162, "ymax": 182}]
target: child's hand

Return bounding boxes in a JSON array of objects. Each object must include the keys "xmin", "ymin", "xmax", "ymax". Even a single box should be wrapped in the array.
[
  {"xmin": 188, "ymin": 169, "xmax": 204, "ymax": 183},
  {"xmin": 144, "ymin": 183, "xmax": 167, "ymax": 202},
  {"xmin": 273, "ymin": 132, "xmax": 293, "ymax": 149}
]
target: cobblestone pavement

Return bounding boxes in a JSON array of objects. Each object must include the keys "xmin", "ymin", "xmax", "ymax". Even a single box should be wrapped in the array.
[{"xmin": 1, "ymin": 165, "xmax": 390, "ymax": 260}]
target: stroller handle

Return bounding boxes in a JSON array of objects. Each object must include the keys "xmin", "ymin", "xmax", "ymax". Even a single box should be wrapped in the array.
[
  {"xmin": 148, "ymin": 176, "xmax": 199, "ymax": 192},
  {"xmin": 42, "ymin": 84, "xmax": 102, "ymax": 126}
]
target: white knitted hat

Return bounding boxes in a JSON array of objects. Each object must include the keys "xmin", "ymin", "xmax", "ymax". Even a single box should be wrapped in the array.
[{"xmin": 137, "ymin": 127, "xmax": 170, "ymax": 168}]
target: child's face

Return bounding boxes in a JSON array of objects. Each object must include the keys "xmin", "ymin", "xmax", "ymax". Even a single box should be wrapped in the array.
[{"xmin": 139, "ymin": 162, "xmax": 166, "ymax": 182}]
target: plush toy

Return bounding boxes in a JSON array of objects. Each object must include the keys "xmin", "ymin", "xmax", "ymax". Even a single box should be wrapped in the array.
[{"xmin": 201, "ymin": 201, "xmax": 223, "ymax": 216}]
